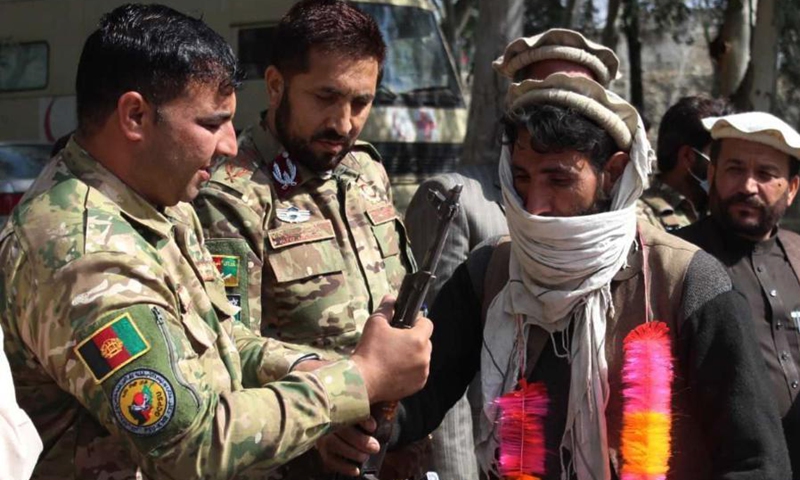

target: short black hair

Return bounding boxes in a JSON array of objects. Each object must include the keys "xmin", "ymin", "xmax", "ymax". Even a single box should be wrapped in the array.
[
  {"xmin": 76, "ymin": 3, "xmax": 242, "ymax": 135},
  {"xmin": 656, "ymin": 95, "xmax": 734, "ymax": 173},
  {"xmin": 271, "ymin": 0, "xmax": 386, "ymax": 79},
  {"xmin": 710, "ymin": 139, "xmax": 800, "ymax": 177},
  {"xmin": 502, "ymin": 103, "xmax": 619, "ymax": 171}
]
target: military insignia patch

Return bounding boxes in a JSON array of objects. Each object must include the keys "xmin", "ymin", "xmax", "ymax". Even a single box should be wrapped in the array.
[
  {"xmin": 360, "ymin": 184, "xmax": 383, "ymax": 204},
  {"xmin": 272, "ymin": 152, "xmax": 300, "ymax": 197},
  {"xmin": 366, "ymin": 204, "xmax": 397, "ymax": 225},
  {"xmin": 75, "ymin": 313, "xmax": 150, "ymax": 383},
  {"xmin": 212, "ymin": 255, "xmax": 240, "ymax": 287},
  {"xmin": 112, "ymin": 369, "xmax": 175, "ymax": 436},
  {"xmin": 227, "ymin": 294, "xmax": 242, "ymax": 322},
  {"xmin": 276, "ymin": 205, "xmax": 311, "ymax": 223}
]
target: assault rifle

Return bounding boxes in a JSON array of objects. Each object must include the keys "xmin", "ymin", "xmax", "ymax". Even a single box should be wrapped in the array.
[{"xmin": 349, "ymin": 183, "xmax": 463, "ymax": 480}]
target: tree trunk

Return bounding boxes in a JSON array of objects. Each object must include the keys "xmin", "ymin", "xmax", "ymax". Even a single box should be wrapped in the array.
[
  {"xmin": 564, "ymin": 0, "xmax": 587, "ymax": 29},
  {"xmin": 622, "ymin": 0, "xmax": 645, "ymax": 114},
  {"xmin": 461, "ymin": 0, "xmax": 524, "ymax": 165},
  {"xmin": 747, "ymin": 0, "xmax": 779, "ymax": 111},
  {"xmin": 602, "ymin": 0, "xmax": 623, "ymax": 47},
  {"xmin": 710, "ymin": 0, "xmax": 753, "ymax": 97}
]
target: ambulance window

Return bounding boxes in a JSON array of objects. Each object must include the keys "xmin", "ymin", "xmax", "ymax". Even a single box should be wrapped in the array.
[
  {"xmin": 0, "ymin": 41, "xmax": 48, "ymax": 92},
  {"xmin": 238, "ymin": 26, "xmax": 276, "ymax": 81},
  {"xmin": 354, "ymin": 3, "xmax": 462, "ymax": 108}
]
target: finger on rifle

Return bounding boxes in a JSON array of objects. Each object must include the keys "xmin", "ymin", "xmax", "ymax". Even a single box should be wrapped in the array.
[
  {"xmin": 358, "ymin": 416, "xmax": 377, "ymax": 434},
  {"xmin": 373, "ymin": 295, "xmax": 396, "ymax": 322},
  {"xmin": 335, "ymin": 426, "xmax": 380, "ymax": 455}
]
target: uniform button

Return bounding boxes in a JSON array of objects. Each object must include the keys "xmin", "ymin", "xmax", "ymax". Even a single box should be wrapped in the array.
[
  {"xmin": 776, "ymin": 322, "xmax": 783, "ymax": 330},
  {"xmin": 781, "ymin": 351, "xmax": 790, "ymax": 361},
  {"xmin": 770, "ymin": 289, "xmax": 777, "ymax": 297},
  {"xmin": 757, "ymin": 265, "xmax": 764, "ymax": 273},
  {"xmin": 793, "ymin": 381, "xmax": 799, "ymax": 389}
]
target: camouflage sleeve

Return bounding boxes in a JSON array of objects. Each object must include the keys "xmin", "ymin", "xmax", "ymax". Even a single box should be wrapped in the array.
[
  {"xmin": 12, "ymin": 250, "xmax": 369, "ymax": 479},
  {"xmin": 194, "ymin": 183, "xmax": 265, "ymax": 333},
  {"xmin": 230, "ymin": 320, "xmax": 319, "ymax": 386}
]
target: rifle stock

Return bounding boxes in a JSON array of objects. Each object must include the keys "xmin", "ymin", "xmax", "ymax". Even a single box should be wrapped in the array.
[{"xmin": 354, "ymin": 184, "xmax": 463, "ymax": 480}]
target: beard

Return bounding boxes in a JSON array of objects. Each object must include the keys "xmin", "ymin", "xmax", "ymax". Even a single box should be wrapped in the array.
[
  {"xmin": 709, "ymin": 185, "xmax": 787, "ymax": 239},
  {"xmin": 274, "ymin": 88, "xmax": 355, "ymax": 172}
]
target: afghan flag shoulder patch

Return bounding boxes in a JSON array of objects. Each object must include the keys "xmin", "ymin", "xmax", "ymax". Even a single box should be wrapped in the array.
[{"xmin": 75, "ymin": 312, "xmax": 151, "ymax": 383}]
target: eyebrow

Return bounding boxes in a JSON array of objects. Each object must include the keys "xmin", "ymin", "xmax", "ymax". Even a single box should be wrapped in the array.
[
  {"xmin": 541, "ymin": 164, "xmax": 578, "ymax": 175},
  {"xmin": 197, "ymin": 112, "xmax": 233, "ymax": 123},
  {"xmin": 318, "ymin": 86, "xmax": 374, "ymax": 103}
]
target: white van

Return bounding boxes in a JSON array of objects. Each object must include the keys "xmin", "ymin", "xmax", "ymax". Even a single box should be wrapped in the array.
[{"xmin": 0, "ymin": 0, "xmax": 467, "ymax": 208}]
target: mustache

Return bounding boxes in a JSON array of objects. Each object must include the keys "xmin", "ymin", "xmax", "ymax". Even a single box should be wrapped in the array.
[
  {"xmin": 725, "ymin": 193, "xmax": 766, "ymax": 209},
  {"xmin": 311, "ymin": 129, "xmax": 350, "ymax": 143}
]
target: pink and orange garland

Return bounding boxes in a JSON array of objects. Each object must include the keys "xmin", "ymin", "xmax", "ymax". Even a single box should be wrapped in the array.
[
  {"xmin": 495, "ymin": 321, "xmax": 674, "ymax": 480},
  {"xmin": 620, "ymin": 321, "xmax": 673, "ymax": 480}
]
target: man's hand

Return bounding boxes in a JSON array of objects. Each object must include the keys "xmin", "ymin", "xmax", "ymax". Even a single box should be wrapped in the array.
[
  {"xmin": 317, "ymin": 418, "xmax": 379, "ymax": 476},
  {"xmin": 351, "ymin": 296, "xmax": 433, "ymax": 404}
]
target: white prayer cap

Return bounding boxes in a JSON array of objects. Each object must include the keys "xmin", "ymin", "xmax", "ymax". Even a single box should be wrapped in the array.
[
  {"xmin": 507, "ymin": 73, "xmax": 639, "ymax": 151},
  {"xmin": 702, "ymin": 112, "xmax": 800, "ymax": 160},
  {"xmin": 493, "ymin": 29, "xmax": 620, "ymax": 87}
]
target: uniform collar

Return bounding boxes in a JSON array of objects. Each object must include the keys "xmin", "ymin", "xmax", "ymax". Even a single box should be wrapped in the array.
[
  {"xmin": 650, "ymin": 176, "xmax": 700, "ymax": 219},
  {"xmin": 256, "ymin": 124, "xmax": 362, "ymax": 190},
  {"xmin": 63, "ymin": 137, "xmax": 175, "ymax": 238}
]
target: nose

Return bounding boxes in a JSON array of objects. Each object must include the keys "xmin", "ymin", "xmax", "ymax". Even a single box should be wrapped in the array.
[
  {"xmin": 523, "ymin": 187, "xmax": 550, "ymax": 216},
  {"xmin": 330, "ymin": 103, "xmax": 353, "ymax": 138},
  {"xmin": 217, "ymin": 122, "xmax": 238, "ymax": 158},
  {"xmin": 740, "ymin": 173, "xmax": 759, "ymax": 195}
]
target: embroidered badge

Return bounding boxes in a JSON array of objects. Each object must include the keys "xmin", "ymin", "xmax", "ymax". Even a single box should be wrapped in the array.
[
  {"xmin": 224, "ymin": 153, "xmax": 256, "ymax": 183},
  {"xmin": 75, "ymin": 313, "xmax": 151, "ymax": 383},
  {"xmin": 212, "ymin": 255, "xmax": 240, "ymax": 288},
  {"xmin": 359, "ymin": 184, "xmax": 383, "ymax": 204},
  {"xmin": 272, "ymin": 152, "xmax": 299, "ymax": 191},
  {"xmin": 227, "ymin": 294, "xmax": 242, "ymax": 323},
  {"xmin": 366, "ymin": 204, "xmax": 397, "ymax": 225},
  {"xmin": 267, "ymin": 219, "xmax": 336, "ymax": 249},
  {"xmin": 112, "ymin": 369, "xmax": 175, "ymax": 436},
  {"xmin": 276, "ymin": 205, "xmax": 311, "ymax": 224}
]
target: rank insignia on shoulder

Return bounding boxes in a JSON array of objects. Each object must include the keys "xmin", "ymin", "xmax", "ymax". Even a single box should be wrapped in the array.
[
  {"xmin": 75, "ymin": 313, "xmax": 151, "ymax": 383},
  {"xmin": 112, "ymin": 369, "xmax": 175, "ymax": 436},
  {"xmin": 276, "ymin": 205, "xmax": 311, "ymax": 223},
  {"xmin": 212, "ymin": 255, "xmax": 240, "ymax": 288},
  {"xmin": 272, "ymin": 152, "xmax": 300, "ymax": 197}
]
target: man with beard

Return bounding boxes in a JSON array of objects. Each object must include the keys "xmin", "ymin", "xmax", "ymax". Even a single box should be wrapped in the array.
[
  {"xmin": 0, "ymin": 4, "xmax": 432, "ymax": 479},
  {"xmin": 676, "ymin": 111, "xmax": 800, "ymax": 478},
  {"xmin": 320, "ymin": 76, "xmax": 790, "ymax": 479},
  {"xmin": 637, "ymin": 95, "xmax": 734, "ymax": 231},
  {"xmin": 194, "ymin": 0, "xmax": 419, "ymax": 477},
  {"xmin": 403, "ymin": 28, "xmax": 620, "ymax": 480}
]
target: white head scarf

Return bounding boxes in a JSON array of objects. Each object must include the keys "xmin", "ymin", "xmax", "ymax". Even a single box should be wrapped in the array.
[{"xmin": 475, "ymin": 75, "xmax": 653, "ymax": 480}]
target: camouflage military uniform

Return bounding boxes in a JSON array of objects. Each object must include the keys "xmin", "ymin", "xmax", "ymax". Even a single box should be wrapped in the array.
[
  {"xmin": 194, "ymin": 124, "xmax": 413, "ymax": 358},
  {"xmin": 637, "ymin": 177, "xmax": 701, "ymax": 232},
  {"xmin": 0, "ymin": 139, "xmax": 370, "ymax": 479}
]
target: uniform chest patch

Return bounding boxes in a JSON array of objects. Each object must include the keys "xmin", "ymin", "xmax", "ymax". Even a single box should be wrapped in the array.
[
  {"xmin": 276, "ymin": 205, "xmax": 311, "ymax": 223},
  {"xmin": 212, "ymin": 255, "xmax": 240, "ymax": 287},
  {"xmin": 227, "ymin": 294, "xmax": 242, "ymax": 322},
  {"xmin": 366, "ymin": 204, "xmax": 397, "ymax": 225},
  {"xmin": 112, "ymin": 369, "xmax": 175, "ymax": 436},
  {"xmin": 75, "ymin": 313, "xmax": 150, "ymax": 383}
]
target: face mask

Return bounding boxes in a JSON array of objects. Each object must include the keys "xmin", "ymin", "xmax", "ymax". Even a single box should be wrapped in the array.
[{"xmin": 689, "ymin": 147, "xmax": 711, "ymax": 193}]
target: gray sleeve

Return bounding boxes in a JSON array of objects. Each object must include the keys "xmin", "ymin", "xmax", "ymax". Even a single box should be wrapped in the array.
[
  {"xmin": 404, "ymin": 175, "xmax": 470, "ymax": 307},
  {"xmin": 681, "ymin": 250, "xmax": 732, "ymax": 321}
]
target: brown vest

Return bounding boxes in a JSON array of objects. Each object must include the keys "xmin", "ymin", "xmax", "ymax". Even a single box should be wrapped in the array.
[{"xmin": 478, "ymin": 221, "xmax": 707, "ymax": 478}]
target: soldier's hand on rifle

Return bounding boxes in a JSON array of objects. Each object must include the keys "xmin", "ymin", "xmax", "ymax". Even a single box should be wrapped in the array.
[
  {"xmin": 317, "ymin": 417, "xmax": 379, "ymax": 476},
  {"xmin": 351, "ymin": 295, "xmax": 433, "ymax": 404}
]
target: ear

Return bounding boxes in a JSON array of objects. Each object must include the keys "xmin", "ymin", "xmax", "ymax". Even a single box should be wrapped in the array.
[
  {"xmin": 602, "ymin": 151, "xmax": 630, "ymax": 195},
  {"xmin": 787, "ymin": 174, "xmax": 800, "ymax": 207},
  {"xmin": 676, "ymin": 144, "xmax": 695, "ymax": 170},
  {"xmin": 265, "ymin": 66, "xmax": 284, "ymax": 109},
  {"xmin": 116, "ymin": 92, "xmax": 150, "ymax": 142}
]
